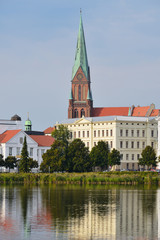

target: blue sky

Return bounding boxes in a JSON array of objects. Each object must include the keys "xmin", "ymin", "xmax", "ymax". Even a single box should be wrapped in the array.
[{"xmin": 1, "ymin": 0, "xmax": 160, "ymax": 130}]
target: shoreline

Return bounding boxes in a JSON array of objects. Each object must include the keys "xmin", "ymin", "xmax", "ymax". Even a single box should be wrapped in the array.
[{"xmin": 0, "ymin": 172, "xmax": 160, "ymax": 185}]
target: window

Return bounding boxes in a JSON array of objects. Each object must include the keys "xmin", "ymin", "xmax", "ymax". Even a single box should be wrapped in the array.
[
  {"xmin": 151, "ymin": 130, "xmax": 154, "ymax": 137},
  {"xmin": 41, "ymin": 149, "xmax": 45, "ymax": 155},
  {"xmin": 81, "ymin": 109, "xmax": 85, "ymax": 117},
  {"xmin": 142, "ymin": 142, "xmax": 145, "ymax": 149},
  {"xmin": 131, "ymin": 141, "xmax": 134, "ymax": 148},
  {"xmin": 94, "ymin": 131, "xmax": 96, "ymax": 137},
  {"xmin": 126, "ymin": 141, "xmax": 128, "ymax": 148},
  {"xmin": 70, "ymin": 132, "xmax": 72, "ymax": 139},
  {"xmin": 120, "ymin": 141, "xmax": 123, "ymax": 148},
  {"xmin": 151, "ymin": 142, "xmax": 154, "ymax": 148},
  {"xmin": 131, "ymin": 130, "xmax": 134, "ymax": 137},
  {"xmin": 127, "ymin": 163, "xmax": 129, "ymax": 169},
  {"xmin": 137, "ymin": 154, "xmax": 140, "ymax": 160},
  {"xmin": 83, "ymin": 131, "xmax": 85, "ymax": 138},
  {"xmin": 98, "ymin": 130, "xmax": 100, "ymax": 137},
  {"xmin": 126, "ymin": 130, "xmax": 128, "ymax": 137},
  {"xmin": 106, "ymin": 130, "xmax": 108, "ymax": 136},
  {"xmin": 110, "ymin": 141, "xmax": 113, "ymax": 148},
  {"xmin": 137, "ymin": 130, "xmax": 139, "ymax": 137},
  {"xmin": 142, "ymin": 130, "xmax": 145, "ymax": 137},
  {"xmin": 126, "ymin": 154, "xmax": 129, "ymax": 160},
  {"xmin": 74, "ymin": 132, "xmax": 76, "ymax": 138},
  {"xmin": 87, "ymin": 142, "xmax": 89, "ymax": 148},
  {"xmin": 78, "ymin": 85, "xmax": 81, "ymax": 100},
  {"xmin": 132, "ymin": 163, "xmax": 134, "ymax": 170},
  {"xmin": 102, "ymin": 130, "xmax": 104, "ymax": 137},
  {"xmin": 132, "ymin": 154, "xmax": 134, "ymax": 160},
  {"xmin": 30, "ymin": 148, "xmax": 33, "ymax": 157},
  {"xmin": 120, "ymin": 129, "xmax": 123, "ymax": 137},
  {"xmin": 78, "ymin": 131, "xmax": 80, "ymax": 138},
  {"xmin": 74, "ymin": 109, "xmax": 78, "ymax": 118},
  {"xmin": 20, "ymin": 137, "xmax": 23, "ymax": 144},
  {"xmin": 137, "ymin": 142, "xmax": 139, "ymax": 149},
  {"xmin": 94, "ymin": 142, "xmax": 96, "ymax": 146},
  {"xmin": 16, "ymin": 147, "xmax": 20, "ymax": 155},
  {"xmin": 87, "ymin": 131, "xmax": 89, "ymax": 138},
  {"xmin": 110, "ymin": 130, "xmax": 113, "ymax": 136},
  {"xmin": 121, "ymin": 154, "xmax": 123, "ymax": 160},
  {"xmin": 9, "ymin": 147, "xmax": 12, "ymax": 156}
]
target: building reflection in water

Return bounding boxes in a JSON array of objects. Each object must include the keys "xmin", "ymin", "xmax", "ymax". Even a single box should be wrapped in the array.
[{"xmin": 0, "ymin": 185, "xmax": 159, "ymax": 240}]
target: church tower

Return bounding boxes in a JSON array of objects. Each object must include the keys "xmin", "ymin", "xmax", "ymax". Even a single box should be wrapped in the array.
[{"xmin": 68, "ymin": 12, "xmax": 93, "ymax": 119}]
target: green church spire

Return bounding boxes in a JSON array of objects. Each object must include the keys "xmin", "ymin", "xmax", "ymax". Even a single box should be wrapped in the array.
[{"xmin": 72, "ymin": 12, "xmax": 89, "ymax": 80}]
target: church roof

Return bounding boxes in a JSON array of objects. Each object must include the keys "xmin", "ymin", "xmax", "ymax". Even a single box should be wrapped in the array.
[
  {"xmin": 0, "ymin": 130, "xmax": 21, "ymax": 143},
  {"xmin": 72, "ymin": 13, "xmax": 89, "ymax": 80},
  {"xmin": 44, "ymin": 127, "xmax": 55, "ymax": 135},
  {"xmin": 29, "ymin": 135, "xmax": 54, "ymax": 147},
  {"xmin": 92, "ymin": 107, "xmax": 129, "ymax": 117}
]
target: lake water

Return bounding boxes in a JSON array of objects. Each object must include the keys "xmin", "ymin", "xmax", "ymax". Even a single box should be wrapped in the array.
[{"xmin": 0, "ymin": 184, "xmax": 159, "ymax": 240}]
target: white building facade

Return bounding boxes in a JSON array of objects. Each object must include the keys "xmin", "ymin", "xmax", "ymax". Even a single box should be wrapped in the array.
[{"xmin": 57, "ymin": 116, "xmax": 158, "ymax": 170}]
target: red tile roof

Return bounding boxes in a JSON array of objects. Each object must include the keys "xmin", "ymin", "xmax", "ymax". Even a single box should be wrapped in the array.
[
  {"xmin": 0, "ymin": 130, "xmax": 21, "ymax": 143},
  {"xmin": 92, "ymin": 107, "xmax": 129, "ymax": 117},
  {"xmin": 29, "ymin": 135, "xmax": 54, "ymax": 147},
  {"xmin": 44, "ymin": 127, "xmax": 55, "ymax": 135},
  {"xmin": 132, "ymin": 106, "xmax": 150, "ymax": 117},
  {"xmin": 150, "ymin": 109, "xmax": 160, "ymax": 116}
]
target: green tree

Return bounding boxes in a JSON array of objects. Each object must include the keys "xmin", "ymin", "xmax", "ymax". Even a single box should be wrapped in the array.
[
  {"xmin": 19, "ymin": 136, "xmax": 30, "ymax": 172},
  {"xmin": 108, "ymin": 148, "xmax": 121, "ymax": 167},
  {"xmin": 40, "ymin": 140, "xmax": 67, "ymax": 173},
  {"xmin": 5, "ymin": 156, "xmax": 17, "ymax": 172},
  {"xmin": 52, "ymin": 125, "xmax": 71, "ymax": 145},
  {"xmin": 90, "ymin": 141, "xmax": 110, "ymax": 170},
  {"xmin": 139, "ymin": 145, "xmax": 157, "ymax": 168},
  {"xmin": 0, "ymin": 154, "xmax": 5, "ymax": 167},
  {"xmin": 28, "ymin": 158, "xmax": 39, "ymax": 169},
  {"xmin": 67, "ymin": 139, "xmax": 91, "ymax": 172}
]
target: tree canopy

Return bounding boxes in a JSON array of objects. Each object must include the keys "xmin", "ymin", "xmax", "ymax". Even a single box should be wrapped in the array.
[
  {"xmin": 139, "ymin": 145, "xmax": 157, "ymax": 168},
  {"xmin": 90, "ymin": 141, "xmax": 109, "ymax": 170},
  {"xmin": 5, "ymin": 156, "xmax": 17, "ymax": 172},
  {"xmin": 52, "ymin": 125, "xmax": 71, "ymax": 145},
  {"xmin": 108, "ymin": 148, "xmax": 121, "ymax": 167},
  {"xmin": 0, "ymin": 154, "xmax": 5, "ymax": 167},
  {"xmin": 40, "ymin": 140, "xmax": 67, "ymax": 173},
  {"xmin": 67, "ymin": 139, "xmax": 91, "ymax": 172}
]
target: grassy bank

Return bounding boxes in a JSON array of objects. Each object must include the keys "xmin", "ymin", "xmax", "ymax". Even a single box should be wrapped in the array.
[{"xmin": 0, "ymin": 171, "xmax": 160, "ymax": 185}]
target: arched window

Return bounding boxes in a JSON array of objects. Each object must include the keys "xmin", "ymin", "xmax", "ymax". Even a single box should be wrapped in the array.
[
  {"xmin": 74, "ymin": 109, "xmax": 78, "ymax": 118},
  {"xmin": 81, "ymin": 109, "xmax": 85, "ymax": 117},
  {"xmin": 74, "ymin": 85, "xmax": 78, "ymax": 100},
  {"xmin": 83, "ymin": 85, "xmax": 85, "ymax": 100},
  {"xmin": 78, "ymin": 85, "xmax": 81, "ymax": 101}
]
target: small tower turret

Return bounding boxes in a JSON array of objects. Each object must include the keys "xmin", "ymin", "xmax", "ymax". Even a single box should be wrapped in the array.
[{"xmin": 25, "ymin": 113, "xmax": 32, "ymax": 131}]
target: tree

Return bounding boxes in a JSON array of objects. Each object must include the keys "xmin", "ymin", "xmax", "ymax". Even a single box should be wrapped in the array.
[
  {"xmin": 108, "ymin": 148, "xmax": 121, "ymax": 167},
  {"xmin": 0, "ymin": 154, "xmax": 5, "ymax": 167},
  {"xmin": 90, "ymin": 141, "xmax": 110, "ymax": 170},
  {"xmin": 19, "ymin": 136, "xmax": 30, "ymax": 172},
  {"xmin": 67, "ymin": 139, "xmax": 91, "ymax": 172},
  {"xmin": 40, "ymin": 140, "xmax": 67, "ymax": 173},
  {"xmin": 52, "ymin": 125, "xmax": 71, "ymax": 146},
  {"xmin": 139, "ymin": 145, "xmax": 157, "ymax": 168},
  {"xmin": 18, "ymin": 137, "xmax": 38, "ymax": 172},
  {"xmin": 5, "ymin": 156, "xmax": 17, "ymax": 172}
]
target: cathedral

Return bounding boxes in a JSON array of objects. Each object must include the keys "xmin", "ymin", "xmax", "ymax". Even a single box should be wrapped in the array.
[{"xmin": 68, "ymin": 13, "xmax": 160, "ymax": 119}]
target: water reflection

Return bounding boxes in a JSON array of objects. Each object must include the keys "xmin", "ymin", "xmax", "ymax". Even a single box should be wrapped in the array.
[{"xmin": 0, "ymin": 185, "xmax": 159, "ymax": 240}]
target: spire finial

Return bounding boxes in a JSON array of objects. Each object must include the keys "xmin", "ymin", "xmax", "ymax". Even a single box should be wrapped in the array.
[
  {"xmin": 27, "ymin": 112, "xmax": 29, "ymax": 120},
  {"xmin": 80, "ymin": 8, "xmax": 82, "ymax": 14}
]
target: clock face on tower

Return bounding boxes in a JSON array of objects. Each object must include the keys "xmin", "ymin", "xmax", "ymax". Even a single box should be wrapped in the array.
[{"xmin": 77, "ymin": 73, "xmax": 83, "ymax": 81}]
